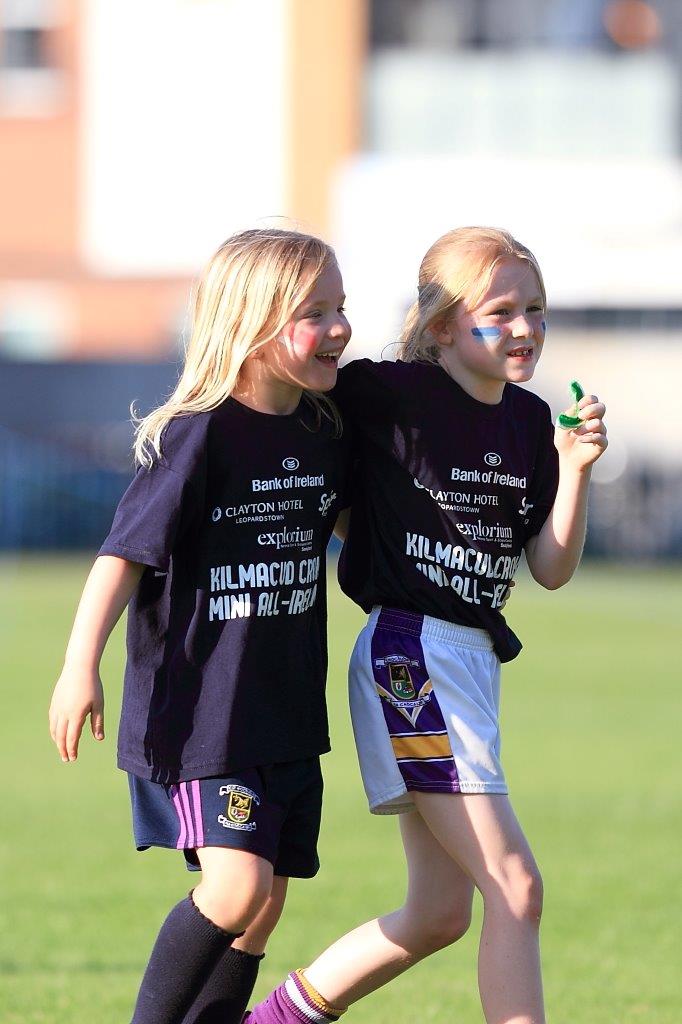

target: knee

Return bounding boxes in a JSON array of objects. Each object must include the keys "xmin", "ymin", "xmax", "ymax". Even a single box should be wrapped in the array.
[
  {"xmin": 519, "ymin": 863, "xmax": 544, "ymax": 925},
  {"xmin": 489, "ymin": 855, "xmax": 544, "ymax": 926},
  {"xmin": 194, "ymin": 858, "xmax": 273, "ymax": 932},
  {"xmin": 412, "ymin": 901, "xmax": 473, "ymax": 954},
  {"xmin": 428, "ymin": 903, "xmax": 473, "ymax": 951},
  {"xmin": 197, "ymin": 877, "xmax": 271, "ymax": 933}
]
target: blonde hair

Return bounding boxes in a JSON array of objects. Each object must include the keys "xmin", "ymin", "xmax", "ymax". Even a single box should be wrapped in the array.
[
  {"xmin": 399, "ymin": 227, "xmax": 546, "ymax": 363},
  {"xmin": 134, "ymin": 228, "xmax": 339, "ymax": 467}
]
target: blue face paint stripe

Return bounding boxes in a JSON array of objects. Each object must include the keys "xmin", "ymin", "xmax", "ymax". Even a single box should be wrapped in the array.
[
  {"xmin": 471, "ymin": 327, "xmax": 502, "ymax": 339},
  {"xmin": 541, "ymin": 320, "xmax": 546, "ymax": 333}
]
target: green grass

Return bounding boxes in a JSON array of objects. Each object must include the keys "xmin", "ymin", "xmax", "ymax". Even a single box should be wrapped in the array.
[{"xmin": 1, "ymin": 557, "xmax": 681, "ymax": 1022}]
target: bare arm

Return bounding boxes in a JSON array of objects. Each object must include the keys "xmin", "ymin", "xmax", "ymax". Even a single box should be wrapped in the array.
[
  {"xmin": 334, "ymin": 507, "xmax": 350, "ymax": 542},
  {"xmin": 525, "ymin": 395, "xmax": 607, "ymax": 590},
  {"xmin": 48, "ymin": 555, "xmax": 144, "ymax": 762}
]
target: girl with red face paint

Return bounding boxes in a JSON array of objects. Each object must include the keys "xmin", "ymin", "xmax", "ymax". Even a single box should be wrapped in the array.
[{"xmin": 48, "ymin": 228, "xmax": 352, "ymax": 1024}]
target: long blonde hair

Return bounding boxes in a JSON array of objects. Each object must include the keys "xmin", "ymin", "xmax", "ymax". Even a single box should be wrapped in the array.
[
  {"xmin": 134, "ymin": 228, "xmax": 339, "ymax": 467},
  {"xmin": 399, "ymin": 227, "xmax": 546, "ymax": 363}
]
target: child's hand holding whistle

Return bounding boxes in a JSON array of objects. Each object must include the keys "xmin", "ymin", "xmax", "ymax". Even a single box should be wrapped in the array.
[{"xmin": 555, "ymin": 380, "xmax": 608, "ymax": 469}]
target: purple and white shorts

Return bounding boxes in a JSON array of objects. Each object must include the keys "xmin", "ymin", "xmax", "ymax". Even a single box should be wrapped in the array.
[{"xmin": 350, "ymin": 606, "xmax": 507, "ymax": 815}]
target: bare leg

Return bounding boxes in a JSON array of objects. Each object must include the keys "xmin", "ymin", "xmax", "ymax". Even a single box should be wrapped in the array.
[
  {"xmin": 194, "ymin": 847, "xmax": 275, "ymax": 933},
  {"xmin": 304, "ymin": 810, "xmax": 474, "ymax": 1006},
  {"xmin": 180, "ymin": 857, "xmax": 286, "ymax": 1024},
  {"xmin": 131, "ymin": 848, "xmax": 274, "ymax": 1024},
  {"xmin": 413, "ymin": 792, "xmax": 545, "ymax": 1024},
  {"xmin": 234, "ymin": 876, "xmax": 289, "ymax": 954}
]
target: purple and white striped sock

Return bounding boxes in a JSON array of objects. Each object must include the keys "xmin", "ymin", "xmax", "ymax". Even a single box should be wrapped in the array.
[{"xmin": 246, "ymin": 970, "xmax": 344, "ymax": 1024}]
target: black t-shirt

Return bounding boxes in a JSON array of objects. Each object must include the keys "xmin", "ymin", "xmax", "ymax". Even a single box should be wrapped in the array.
[
  {"xmin": 100, "ymin": 397, "xmax": 349, "ymax": 783},
  {"xmin": 333, "ymin": 359, "xmax": 559, "ymax": 662}
]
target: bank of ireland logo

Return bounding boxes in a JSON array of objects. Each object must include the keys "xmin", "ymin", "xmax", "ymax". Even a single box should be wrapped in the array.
[
  {"xmin": 217, "ymin": 784, "xmax": 259, "ymax": 831},
  {"xmin": 484, "ymin": 452, "xmax": 502, "ymax": 467},
  {"xmin": 282, "ymin": 457, "xmax": 299, "ymax": 471}
]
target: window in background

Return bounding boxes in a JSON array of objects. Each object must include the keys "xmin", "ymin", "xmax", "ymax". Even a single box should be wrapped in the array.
[
  {"xmin": 366, "ymin": 0, "xmax": 681, "ymax": 158},
  {"xmin": 370, "ymin": 0, "xmax": 674, "ymax": 51},
  {"xmin": 2, "ymin": 24, "xmax": 46, "ymax": 68},
  {"xmin": 0, "ymin": 0, "xmax": 66, "ymax": 115}
]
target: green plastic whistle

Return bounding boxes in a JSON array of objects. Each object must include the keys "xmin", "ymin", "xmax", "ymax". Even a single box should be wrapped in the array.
[{"xmin": 556, "ymin": 380, "xmax": 585, "ymax": 430}]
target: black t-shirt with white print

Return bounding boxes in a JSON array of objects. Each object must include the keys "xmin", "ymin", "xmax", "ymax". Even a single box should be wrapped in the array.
[
  {"xmin": 100, "ymin": 397, "xmax": 349, "ymax": 783},
  {"xmin": 333, "ymin": 359, "xmax": 559, "ymax": 662}
]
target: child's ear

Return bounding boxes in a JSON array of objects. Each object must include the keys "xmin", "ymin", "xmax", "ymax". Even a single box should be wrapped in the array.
[{"xmin": 429, "ymin": 317, "xmax": 454, "ymax": 347}]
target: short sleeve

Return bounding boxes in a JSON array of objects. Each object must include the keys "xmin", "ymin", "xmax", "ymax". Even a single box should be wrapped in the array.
[
  {"xmin": 334, "ymin": 359, "xmax": 415, "ymax": 451},
  {"xmin": 98, "ymin": 414, "xmax": 208, "ymax": 570},
  {"xmin": 332, "ymin": 360, "xmax": 383, "ymax": 428},
  {"xmin": 523, "ymin": 403, "xmax": 559, "ymax": 540}
]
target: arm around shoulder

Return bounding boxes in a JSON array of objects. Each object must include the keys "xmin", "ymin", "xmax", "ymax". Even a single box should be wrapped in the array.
[
  {"xmin": 48, "ymin": 555, "xmax": 144, "ymax": 763},
  {"xmin": 333, "ymin": 508, "xmax": 350, "ymax": 542}
]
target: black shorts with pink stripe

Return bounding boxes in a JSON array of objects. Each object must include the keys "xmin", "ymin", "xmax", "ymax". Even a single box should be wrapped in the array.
[{"xmin": 127, "ymin": 757, "xmax": 323, "ymax": 878}]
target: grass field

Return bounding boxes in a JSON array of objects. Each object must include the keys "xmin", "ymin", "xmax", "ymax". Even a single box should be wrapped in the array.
[{"xmin": 1, "ymin": 556, "xmax": 681, "ymax": 1023}]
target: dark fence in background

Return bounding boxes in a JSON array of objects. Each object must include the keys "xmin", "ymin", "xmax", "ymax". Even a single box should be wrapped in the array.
[
  {"xmin": 0, "ymin": 424, "xmax": 131, "ymax": 549},
  {"xmin": 0, "ymin": 362, "xmax": 178, "ymax": 551},
  {"xmin": 1, "ymin": 362, "xmax": 681, "ymax": 558}
]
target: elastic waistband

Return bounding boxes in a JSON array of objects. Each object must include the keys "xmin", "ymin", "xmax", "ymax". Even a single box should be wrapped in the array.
[{"xmin": 369, "ymin": 606, "xmax": 493, "ymax": 652}]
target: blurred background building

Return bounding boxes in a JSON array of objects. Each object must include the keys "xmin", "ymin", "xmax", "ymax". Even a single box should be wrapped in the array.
[{"xmin": 1, "ymin": 0, "xmax": 681, "ymax": 556}]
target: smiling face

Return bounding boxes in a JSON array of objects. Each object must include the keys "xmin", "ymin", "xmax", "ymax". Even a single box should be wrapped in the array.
[
  {"xmin": 274, "ymin": 261, "xmax": 351, "ymax": 390},
  {"xmin": 237, "ymin": 261, "xmax": 351, "ymax": 413},
  {"xmin": 436, "ymin": 258, "xmax": 546, "ymax": 404}
]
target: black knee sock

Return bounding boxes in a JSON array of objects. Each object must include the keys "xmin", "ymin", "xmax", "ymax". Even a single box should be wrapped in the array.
[
  {"xmin": 130, "ymin": 894, "xmax": 237, "ymax": 1024},
  {"xmin": 181, "ymin": 946, "xmax": 264, "ymax": 1024}
]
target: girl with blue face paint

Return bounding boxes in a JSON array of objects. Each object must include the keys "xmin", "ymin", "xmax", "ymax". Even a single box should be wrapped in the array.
[
  {"xmin": 244, "ymin": 227, "xmax": 607, "ymax": 1024},
  {"xmin": 424, "ymin": 246, "xmax": 548, "ymax": 406}
]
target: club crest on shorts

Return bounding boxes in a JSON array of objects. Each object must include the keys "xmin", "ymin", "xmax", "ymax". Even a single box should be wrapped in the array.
[
  {"xmin": 374, "ymin": 654, "xmax": 432, "ymax": 725},
  {"xmin": 375, "ymin": 654, "xmax": 419, "ymax": 698},
  {"xmin": 217, "ymin": 784, "xmax": 259, "ymax": 831}
]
